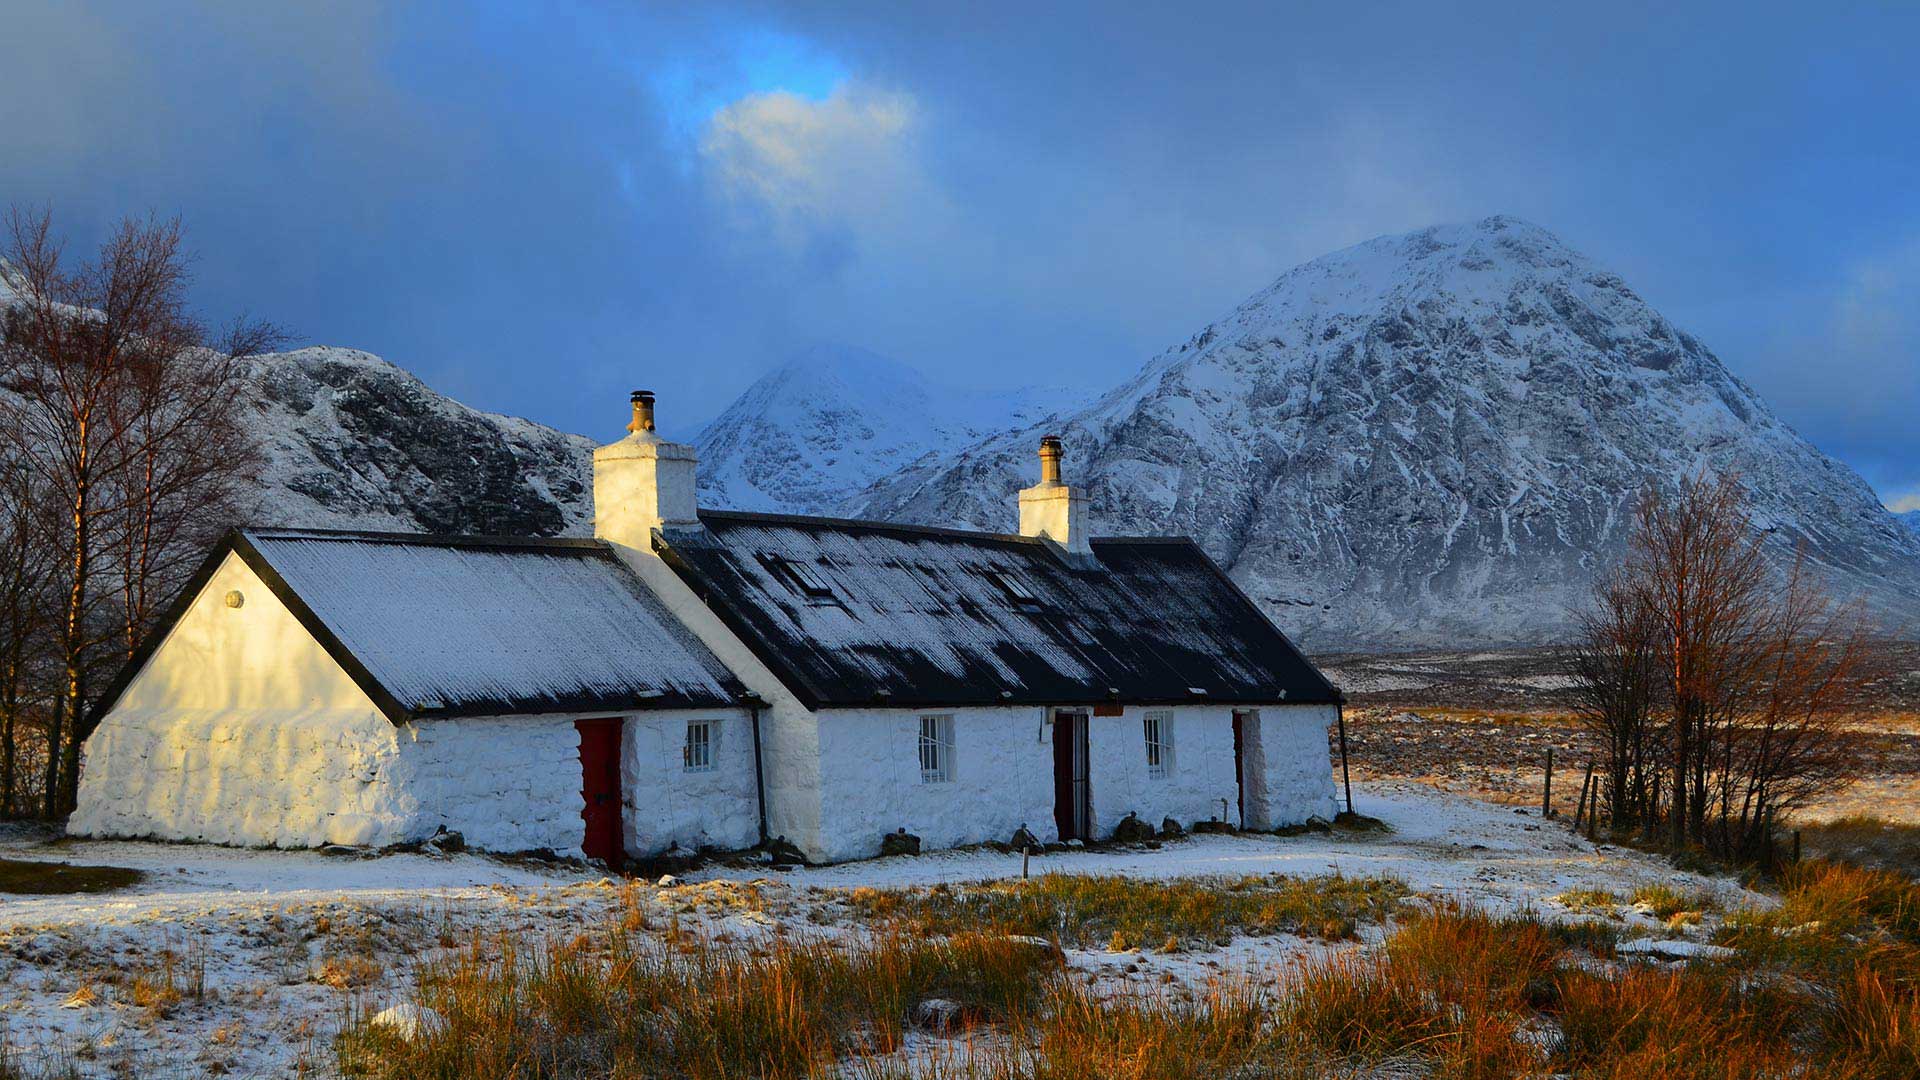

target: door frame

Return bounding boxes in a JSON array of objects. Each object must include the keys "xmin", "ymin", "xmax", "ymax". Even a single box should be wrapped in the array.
[
  {"xmin": 1051, "ymin": 708, "xmax": 1092, "ymax": 842},
  {"xmin": 574, "ymin": 717, "xmax": 625, "ymax": 870}
]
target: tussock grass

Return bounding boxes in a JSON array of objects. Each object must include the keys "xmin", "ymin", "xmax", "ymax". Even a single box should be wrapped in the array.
[
  {"xmin": 1276, "ymin": 905, "xmax": 1558, "ymax": 1077},
  {"xmin": 331, "ymin": 863, "xmax": 1920, "ymax": 1077},
  {"xmin": 848, "ymin": 872, "xmax": 1409, "ymax": 949},
  {"xmin": 336, "ymin": 928, "xmax": 1063, "ymax": 1079},
  {"xmin": 1627, "ymin": 882, "xmax": 1718, "ymax": 921},
  {"xmin": 1553, "ymin": 887, "xmax": 1618, "ymax": 914},
  {"xmin": 1800, "ymin": 814, "xmax": 1920, "ymax": 878}
]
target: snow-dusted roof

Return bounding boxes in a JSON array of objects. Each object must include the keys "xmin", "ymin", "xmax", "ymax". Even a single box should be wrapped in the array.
[
  {"xmin": 98, "ymin": 529, "xmax": 743, "ymax": 723},
  {"xmin": 657, "ymin": 511, "xmax": 1337, "ymax": 709}
]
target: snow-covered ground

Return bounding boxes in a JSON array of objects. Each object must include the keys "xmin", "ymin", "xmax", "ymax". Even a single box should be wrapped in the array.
[{"xmin": 0, "ymin": 781, "xmax": 1758, "ymax": 1078}]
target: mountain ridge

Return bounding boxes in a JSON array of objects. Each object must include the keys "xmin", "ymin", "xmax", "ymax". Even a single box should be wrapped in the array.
[{"xmin": 848, "ymin": 216, "xmax": 1920, "ymax": 646}]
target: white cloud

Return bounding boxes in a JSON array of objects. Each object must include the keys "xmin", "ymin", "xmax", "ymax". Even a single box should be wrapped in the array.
[
  {"xmin": 1888, "ymin": 493, "xmax": 1920, "ymax": 514},
  {"xmin": 699, "ymin": 83, "xmax": 940, "ymax": 253}
]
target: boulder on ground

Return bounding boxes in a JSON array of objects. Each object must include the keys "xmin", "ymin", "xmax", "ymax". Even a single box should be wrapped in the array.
[
  {"xmin": 1111, "ymin": 812, "xmax": 1155, "ymax": 843},
  {"xmin": 424, "ymin": 828, "xmax": 465, "ymax": 855},
  {"xmin": 880, "ymin": 829, "xmax": 922, "ymax": 857},
  {"xmin": 1191, "ymin": 819, "xmax": 1235, "ymax": 834},
  {"xmin": 1160, "ymin": 817, "xmax": 1186, "ymax": 838},
  {"xmin": 370, "ymin": 1003, "xmax": 446, "ymax": 1041},
  {"xmin": 910, "ymin": 997, "xmax": 979, "ymax": 1033},
  {"xmin": 1273, "ymin": 817, "xmax": 1333, "ymax": 837}
]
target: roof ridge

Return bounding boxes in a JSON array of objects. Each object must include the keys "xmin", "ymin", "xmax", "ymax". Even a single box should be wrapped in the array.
[
  {"xmin": 243, "ymin": 526, "xmax": 608, "ymax": 552},
  {"xmin": 696, "ymin": 509, "xmax": 1188, "ymax": 547}
]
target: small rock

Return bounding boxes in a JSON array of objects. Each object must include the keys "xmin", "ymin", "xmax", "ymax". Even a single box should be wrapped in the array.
[
  {"xmin": 910, "ymin": 997, "xmax": 976, "ymax": 1033},
  {"xmin": 657, "ymin": 874, "xmax": 680, "ymax": 887},
  {"xmin": 370, "ymin": 1003, "xmax": 446, "ymax": 1040},
  {"xmin": 880, "ymin": 829, "xmax": 922, "ymax": 857},
  {"xmin": 424, "ymin": 829, "xmax": 465, "ymax": 855},
  {"xmin": 1616, "ymin": 938, "xmax": 1735, "ymax": 961},
  {"xmin": 1159, "ymin": 817, "xmax": 1186, "ymax": 838},
  {"xmin": 1112, "ymin": 812, "xmax": 1155, "ymax": 843}
]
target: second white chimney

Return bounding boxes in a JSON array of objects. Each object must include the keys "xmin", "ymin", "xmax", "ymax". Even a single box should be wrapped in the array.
[{"xmin": 1018, "ymin": 434, "xmax": 1090, "ymax": 555}]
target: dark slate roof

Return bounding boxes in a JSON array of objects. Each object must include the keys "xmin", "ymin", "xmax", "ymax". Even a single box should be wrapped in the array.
[
  {"xmin": 94, "ymin": 529, "xmax": 744, "ymax": 724},
  {"xmin": 656, "ymin": 510, "xmax": 1338, "ymax": 709}
]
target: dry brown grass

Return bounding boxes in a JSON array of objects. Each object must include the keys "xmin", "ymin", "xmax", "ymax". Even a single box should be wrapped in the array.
[
  {"xmin": 330, "ymin": 863, "xmax": 1920, "ymax": 1077},
  {"xmin": 1800, "ymin": 814, "xmax": 1920, "ymax": 877},
  {"xmin": 847, "ymin": 872, "xmax": 1409, "ymax": 949},
  {"xmin": 337, "ymin": 928, "xmax": 1064, "ymax": 1079}
]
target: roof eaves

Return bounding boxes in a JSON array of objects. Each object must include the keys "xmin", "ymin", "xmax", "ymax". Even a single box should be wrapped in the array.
[{"xmin": 1172, "ymin": 537, "xmax": 1343, "ymax": 703}]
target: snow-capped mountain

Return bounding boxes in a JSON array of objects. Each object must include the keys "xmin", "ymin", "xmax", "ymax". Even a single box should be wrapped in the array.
[
  {"xmin": 692, "ymin": 344, "xmax": 1092, "ymax": 515},
  {"xmin": 1899, "ymin": 509, "xmax": 1920, "ymax": 535},
  {"xmin": 239, "ymin": 347, "xmax": 595, "ymax": 536},
  {"xmin": 851, "ymin": 216, "xmax": 1920, "ymax": 647},
  {"xmin": 13, "ymin": 220, "xmax": 1914, "ymax": 648}
]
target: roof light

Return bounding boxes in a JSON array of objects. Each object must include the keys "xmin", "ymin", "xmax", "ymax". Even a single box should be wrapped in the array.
[
  {"xmin": 984, "ymin": 568, "xmax": 1042, "ymax": 606},
  {"xmin": 767, "ymin": 555, "xmax": 836, "ymax": 600}
]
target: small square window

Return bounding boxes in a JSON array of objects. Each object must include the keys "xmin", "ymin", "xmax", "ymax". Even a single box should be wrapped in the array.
[
  {"xmin": 919, "ymin": 714, "xmax": 954, "ymax": 783},
  {"xmin": 983, "ymin": 569, "xmax": 1043, "ymax": 608},
  {"xmin": 1143, "ymin": 710, "xmax": 1173, "ymax": 779},
  {"xmin": 766, "ymin": 555, "xmax": 837, "ymax": 602},
  {"xmin": 684, "ymin": 720, "xmax": 717, "ymax": 773}
]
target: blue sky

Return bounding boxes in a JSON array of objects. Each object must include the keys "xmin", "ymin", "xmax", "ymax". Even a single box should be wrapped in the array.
[{"xmin": 3, "ymin": 2, "xmax": 1916, "ymax": 508}]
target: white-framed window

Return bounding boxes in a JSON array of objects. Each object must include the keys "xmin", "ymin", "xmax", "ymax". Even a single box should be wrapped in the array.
[
  {"xmin": 684, "ymin": 719, "xmax": 717, "ymax": 773},
  {"xmin": 919, "ymin": 714, "xmax": 955, "ymax": 783},
  {"xmin": 1143, "ymin": 710, "xmax": 1173, "ymax": 779}
]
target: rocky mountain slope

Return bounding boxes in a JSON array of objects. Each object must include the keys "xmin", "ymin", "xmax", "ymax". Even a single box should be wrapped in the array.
[
  {"xmin": 13, "ymin": 220, "xmax": 1913, "ymax": 648},
  {"xmin": 852, "ymin": 216, "xmax": 1920, "ymax": 647},
  {"xmin": 239, "ymin": 347, "xmax": 595, "ymax": 537},
  {"xmin": 692, "ymin": 344, "xmax": 1089, "ymax": 515}
]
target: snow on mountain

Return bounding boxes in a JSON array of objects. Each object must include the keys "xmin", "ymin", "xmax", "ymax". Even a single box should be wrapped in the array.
[
  {"xmin": 1899, "ymin": 509, "xmax": 1920, "ymax": 535},
  {"xmin": 851, "ymin": 216, "xmax": 1920, "ymax": 648},
  {"xmin": 239, "ymin": 347, "xmax": 595, "ymax": 536},
  {"xmin": 693, "ymin": 344, "xmax": 1092, "ymax": 515},
  {"xmin": 4, "ymin": 261, "xmax": 596, "ymax": 538}
]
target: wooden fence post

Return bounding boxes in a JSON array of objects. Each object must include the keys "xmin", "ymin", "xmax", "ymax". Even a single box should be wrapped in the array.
[
  {"xmin": 1542, "ymin": 748, "xmax": 1554, "ymax": 817},
  {"xmin": 1643, "ymin": 774, "xmax": 1660, "ymax": 843},
  {"xmin": 1574, "ymin": 762, "xmax": 1594, "ymax": 832},
  {"xmin": 1336, "ymin": 701, "xmax": 1355, "ymax": 816}
]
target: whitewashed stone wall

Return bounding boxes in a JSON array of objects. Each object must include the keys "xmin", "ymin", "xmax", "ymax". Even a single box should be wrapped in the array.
[
  {"xmin": 1251, "ymin": 703, "xmax": 1342, "ymax": 825},
  {"xmin": 804, "ymin": 702, "xmax": 1338, "ymax": 863},
  {"xmin": 1085, "ymin": 706, "xmax": 1242, "ymax": 836},
  {"xmin": 71, "ymin": 552, "xmax": 765, "ymax": 857},
  {"xmin": 600, "ymin": 537, "xmax": 825, "ymax": 855},
  {"xmin": 813, "ymin": 706, "xmax": 1056, "ymax": 862},
  {"xmin": 621, "ymin": 708, "xmax": 760, "ymax": 855},
  {"xmin": 72, "ymin": 552, "xmax": 409, "ymax": 848}
]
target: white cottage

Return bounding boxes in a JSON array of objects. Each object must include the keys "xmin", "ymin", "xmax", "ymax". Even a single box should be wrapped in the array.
[{"xmin": 73, "ymin": 392, "xmax": 1343, "ymax": 864}]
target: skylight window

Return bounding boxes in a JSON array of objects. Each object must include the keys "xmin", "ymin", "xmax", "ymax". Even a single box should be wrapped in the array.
[
  {"xmin": 766, "ymin": 555, "xmax": 837, "ymax": 601},
  {"xmin": 984, "ymin": 569, "xmax": 1043, "ymax": 608}
]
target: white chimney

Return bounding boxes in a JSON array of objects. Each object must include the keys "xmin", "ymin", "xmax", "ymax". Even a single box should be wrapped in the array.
[
  {"xmin": 1018, "ymin": 434, "xmax": 1090, "ymax": 555},
  {"xmin": 594, "ymin": 390, "xmax": 699, "ymax": 555}
]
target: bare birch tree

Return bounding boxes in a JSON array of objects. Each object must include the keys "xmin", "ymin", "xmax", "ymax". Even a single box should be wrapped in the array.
[
  {"xmin": 1573, "ymin": 471, "xmax": 1873, "ymax": 859},
  {"xmin": 0, "ymin": 208, "xmax": 276, "ymax": 814}
]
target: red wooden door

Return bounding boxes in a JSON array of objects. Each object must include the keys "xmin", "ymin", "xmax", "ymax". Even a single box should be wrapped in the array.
[{"xmin": 575, "ymin": 719, "xmax": 623, "ymax": 869}]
